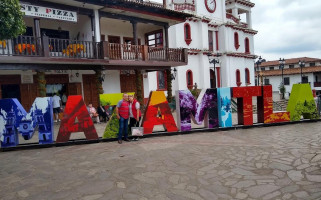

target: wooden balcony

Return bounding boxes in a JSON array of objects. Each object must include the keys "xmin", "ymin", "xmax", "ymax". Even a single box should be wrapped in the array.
[{"xmin": 0, "ymin": 36, "xmax": 188, "ymax": 70}]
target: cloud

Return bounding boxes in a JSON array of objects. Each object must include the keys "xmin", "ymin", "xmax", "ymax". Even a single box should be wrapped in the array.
[{"xmin": 252, "ymin": 0, "xmax": 321, "ymax": 60}]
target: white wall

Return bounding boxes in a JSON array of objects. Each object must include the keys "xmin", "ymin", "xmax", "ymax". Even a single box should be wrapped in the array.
[
  {"xmin": 195, "ymin": 0, "xmax": 225, "ymax": 23},
  {"xmin": 100, "ymin": 18, "xmax": 161, "ymax": 45},
  {"xmin": 23, "ymin": 15, "xmax": 93, "ymax": 41},
  {"xmin": 264, "ymin": 73, "xmax": 315, "ymax": 100},
  {"xmin": 102, "ymin": 70, "xmax": 121, "ymax": 94}
]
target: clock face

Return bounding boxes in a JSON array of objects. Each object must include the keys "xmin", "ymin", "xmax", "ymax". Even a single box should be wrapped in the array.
[{"xmin": 205, "ymin": 0, "xmax": 216, "ymax": 13}]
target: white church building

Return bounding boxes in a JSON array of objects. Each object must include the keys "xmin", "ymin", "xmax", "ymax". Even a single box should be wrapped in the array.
[{"xmin": 146, "ymin": 0, "xmax": 257, "ymax": 95}]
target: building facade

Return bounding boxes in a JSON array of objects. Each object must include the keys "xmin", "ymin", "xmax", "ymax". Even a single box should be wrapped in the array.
[
  {"xmin": 0, "ymin": 0, "xmax": 192, "ymax": 109},
  {"xmin": 255, "ymin": 57, "xmax": 321, "ymax": 100},
  {"xmin": 146, "ymin": 0, "xmax": 257, "ymax": 95}
]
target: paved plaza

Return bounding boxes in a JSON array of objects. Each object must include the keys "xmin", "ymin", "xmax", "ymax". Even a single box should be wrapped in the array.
[{"xmin": 1, "ymin": 122, "xmax": 321, "ymax": 200}]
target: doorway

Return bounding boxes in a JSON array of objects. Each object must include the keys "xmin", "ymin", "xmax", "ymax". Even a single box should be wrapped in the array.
[
  {"xmin": 210, "ymin": 69, "xmax": 216, "ymax": 88},
  {"xmin": 108, "ymin": 35, "xmax": 121, "ymax": 59},
  {"xmin": 1, "ymin": 84, "xmax": 21, "ymax": 101}
]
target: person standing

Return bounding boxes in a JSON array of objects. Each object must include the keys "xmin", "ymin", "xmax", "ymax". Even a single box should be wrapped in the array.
[
  {"xmin": 61, "ymin": 93, "xmax": 67, "ymax": 106},
  {"xmin": 116, "ymin": 93, "xmax": 130, "ymax": 144},
  {"xmin": 128, "ymin": 94, "xmax": 141, "ymax": 141},
  {"xmin": 88, "ymin": 103, "xmax": 100, "ymax": 124},
  {"xmin": 97, "ymin": 105, "xmax": 109, "ymax": 122},
  {"xmin": 52, "ymin": 93, "xmax": 61, "ymax": 122}
]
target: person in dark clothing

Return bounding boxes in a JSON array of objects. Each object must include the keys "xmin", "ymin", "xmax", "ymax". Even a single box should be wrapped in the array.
[{"xmin": 97, "ymin": 105, "xmax": 109, "ymax": 122}]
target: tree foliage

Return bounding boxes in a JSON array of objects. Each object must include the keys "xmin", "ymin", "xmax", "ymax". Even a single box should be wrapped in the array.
[{"xmin": 0, "ymin": 0, "xmax": 25, "ymax": 40}]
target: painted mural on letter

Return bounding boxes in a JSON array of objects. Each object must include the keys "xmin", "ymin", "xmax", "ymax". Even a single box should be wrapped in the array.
[
  {"xmin": 217, "ymin": 88, "xmax": 232, "ymax": 127},
  {"xmin": 0, "ymin": 97, "xmax": 54, "ymax": 147},
  {"xmin": 142, "ymin": 91, "xmax": 178, "ymax": 134},
  {"xmin": 176, "ymin": 89, "xmax": 218, "ymax": 131}
]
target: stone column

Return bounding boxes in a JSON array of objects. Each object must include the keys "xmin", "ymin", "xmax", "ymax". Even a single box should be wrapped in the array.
[
  {"xmin": 93, "ymin": 9, "xmax": 101, "ymax": 43},
  {"xmin": 246, "ymin": 11, "xmax": 252, "ymax": 29},
  {"xmin": 36, "ymin": 71, "xmax": 46, "ymax": 97}
]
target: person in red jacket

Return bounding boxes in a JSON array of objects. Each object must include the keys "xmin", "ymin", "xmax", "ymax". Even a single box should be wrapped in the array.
[
  {"xmin": 128, "ymin": 94, "xmax": 142, "ymax": 141},
  {"xmin": 116, "ymin": 93, "xmax": 130, "ymax": 144}
]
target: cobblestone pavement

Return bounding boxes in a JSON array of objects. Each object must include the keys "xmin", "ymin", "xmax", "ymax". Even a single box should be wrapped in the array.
[{"xmin": 1, "ymin": 122, "xmax": 321, "ymax": 200}]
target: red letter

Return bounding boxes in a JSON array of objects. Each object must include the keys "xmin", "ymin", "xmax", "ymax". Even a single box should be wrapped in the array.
[
  {"xmin": 56, "ymin": 96, "xmax": 98, "ymax": 143},
  {"xmin": 142, "ymin": 91, "xmax": 178, "ymax": 134},
  {"xmin": 257, "ymin": 85, "xmax": 290, "ymax": 123},
  {"xmin": 233, "ymin": 86, "xmax": 261, "ymax": 126}
]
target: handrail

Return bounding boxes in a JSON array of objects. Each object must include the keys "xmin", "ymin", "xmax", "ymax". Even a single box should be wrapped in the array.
[
  {"xmin": 108, "ymin": 43, "xmax": 143, "ymax": 60},
  {"xmin": 0, "ymin": 36, "xmax": 42, "ymax": 57},
  {"xmin": 48, "ymin": 38, "xmax": 100, "ymax": 59}
]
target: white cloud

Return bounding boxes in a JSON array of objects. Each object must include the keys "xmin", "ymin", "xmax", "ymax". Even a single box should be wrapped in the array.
[{"xmin": 252, "ymin": 0, "xmax": 321, "ymax": 61}]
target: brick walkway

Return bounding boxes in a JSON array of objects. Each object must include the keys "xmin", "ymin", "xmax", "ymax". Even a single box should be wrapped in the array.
[{"xmin": 1, "ymin": 122, "xmax": 321, "ymax": 200}]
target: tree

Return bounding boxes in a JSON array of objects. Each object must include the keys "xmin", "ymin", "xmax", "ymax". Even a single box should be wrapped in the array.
[{"xmin": 0, "ymin": 0, "xmax": 25, "ymax": 40}]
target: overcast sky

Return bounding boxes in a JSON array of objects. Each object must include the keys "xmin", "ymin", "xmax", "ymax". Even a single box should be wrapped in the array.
[
  {"xmin": 251, "ymin": 0, "xmax": 321, "ymax": 61},
  {"xmin": 153, "ymin": 0, "xmax": 320, "ymax": 61}
]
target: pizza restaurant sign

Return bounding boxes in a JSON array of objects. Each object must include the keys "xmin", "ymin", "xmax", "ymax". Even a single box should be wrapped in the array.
[{"xmin": 20, "ymin": 3, "xmax": 77, "ymax": 22}]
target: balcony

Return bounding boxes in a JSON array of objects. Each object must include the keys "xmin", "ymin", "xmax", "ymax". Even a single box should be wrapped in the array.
[
  {"xmin": 173, "ymin": 3, "xmax": 195, "ymax": 12},
  {"xmin": 0, "ymin": 36, "xmax": 188, "ymax": 70}
]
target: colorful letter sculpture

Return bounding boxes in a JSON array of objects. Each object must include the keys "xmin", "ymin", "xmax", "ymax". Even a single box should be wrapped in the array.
[
  {"xmin": 0, "ymin": 98, "xmax": 54, "ymax": 148},
  {"xmin": 257, "ymin": 85, "xmax": 290, "ymax": 123},
  {"xmin": 176, "ymin": 89, "xmax": 218, "ymax": 131},
  {"xmin": 287, "ymin": 84, "xmax": 318, "ymax": 121},
  {"xmin": 233, "ymin": 86, "xmax": 261, "ymax": 126},
  {"xmin": 56, "ymin": 95, "xmax": 98, "ymax": 143},
  {"xmin": 142, "ymin": 91, "xmax": 178, "ymax": 134},
  {"xmin": 217, "ymin": 88, "xmax": 232, "ymax": 127}
]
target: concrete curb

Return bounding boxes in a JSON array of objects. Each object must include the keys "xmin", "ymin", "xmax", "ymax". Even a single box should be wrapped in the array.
[{"xmin": 1, "ymin": 119, "xmax": 321, "ymax": 152}]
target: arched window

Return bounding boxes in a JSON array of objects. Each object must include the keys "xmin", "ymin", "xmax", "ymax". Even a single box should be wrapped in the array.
[
  {"xmin": 186, "ymin": 70, "xmax": 193, "ymax": 89},
  {"xmin": 245, "ymin": 37, "xmax": 250, "ymax": 53},
  {"xmin": 236, "ymin": 69, "xmax": 241, "ymax": 87},
  {"xmin": 245, "ymin": 68, "xmax": 250, "ymax": 85},
  {"xmin": 234, "ymin": 32, "xmax": 239, "ymax": 50},
  {"xmin": 184, "ymin": 23, "xmax": 192, "ymax": 45}
]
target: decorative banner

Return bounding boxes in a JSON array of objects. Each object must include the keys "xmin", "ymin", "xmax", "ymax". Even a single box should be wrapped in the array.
[
  {"xmin": 287, "ymin": 84, "xmax": 318, "ymax": 121},
  {"xmin": 176, "ymin": 89, "xmax": 218, "ymax": 131},
  {"xmin": 100, "ymin": 92, "xmax": 135, "ymax": 106},
  {"xmin": 257, "ymin": 85, "xmax": 290, "ymax": 123},
  {"xmin": 56, "ymin": 95, "xmax": 98, "ymax": 143},
  {"xmin": 233, "ymin": 86, "xmax": 262, "ymax": 126},
  {"xmin": 217, "ymin": 88, "xmax": 232, "ymax": 127},
  {"xmin": 20, "ymin": 3, "xmax": 77, "ymax": 22},
  {"xmin": 142, "ymin": 91, "xmax": 178, "ymax": 134},
  {"xmin": 0, "ymin": 98, "xmax": 54, "ymax": 148}
]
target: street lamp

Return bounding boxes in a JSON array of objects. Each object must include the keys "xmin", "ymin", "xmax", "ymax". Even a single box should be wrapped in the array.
[
  {"xmin": 255, "ymin": 56, "xmax": 266, "ymax": 86},
  {"xmin": 299, "ymin": 60, "xmax": 305, "ymax": 83},
  {"xmin": 207, "ymin": 53, "xmax": 220, "ymax": 88},
  {"xmin": 279, "ymin": 58, "xmax": 286, "ymax": 84}
]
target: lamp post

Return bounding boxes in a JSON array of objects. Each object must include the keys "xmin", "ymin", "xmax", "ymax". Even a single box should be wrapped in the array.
[
  {"xmin": 255, "ymin": 56, "xmax": 266, "ymax": 86},
  {"xmin": 207, "ymin": 53, "xmax": 220, "ymax": 88},
  {"xmin": 279, "ymin": 58, "xmax": 285, "ymax": 84},
  {"xmin": 299, "ymin": 60, "xmax": 305, "ymax": 83}
]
